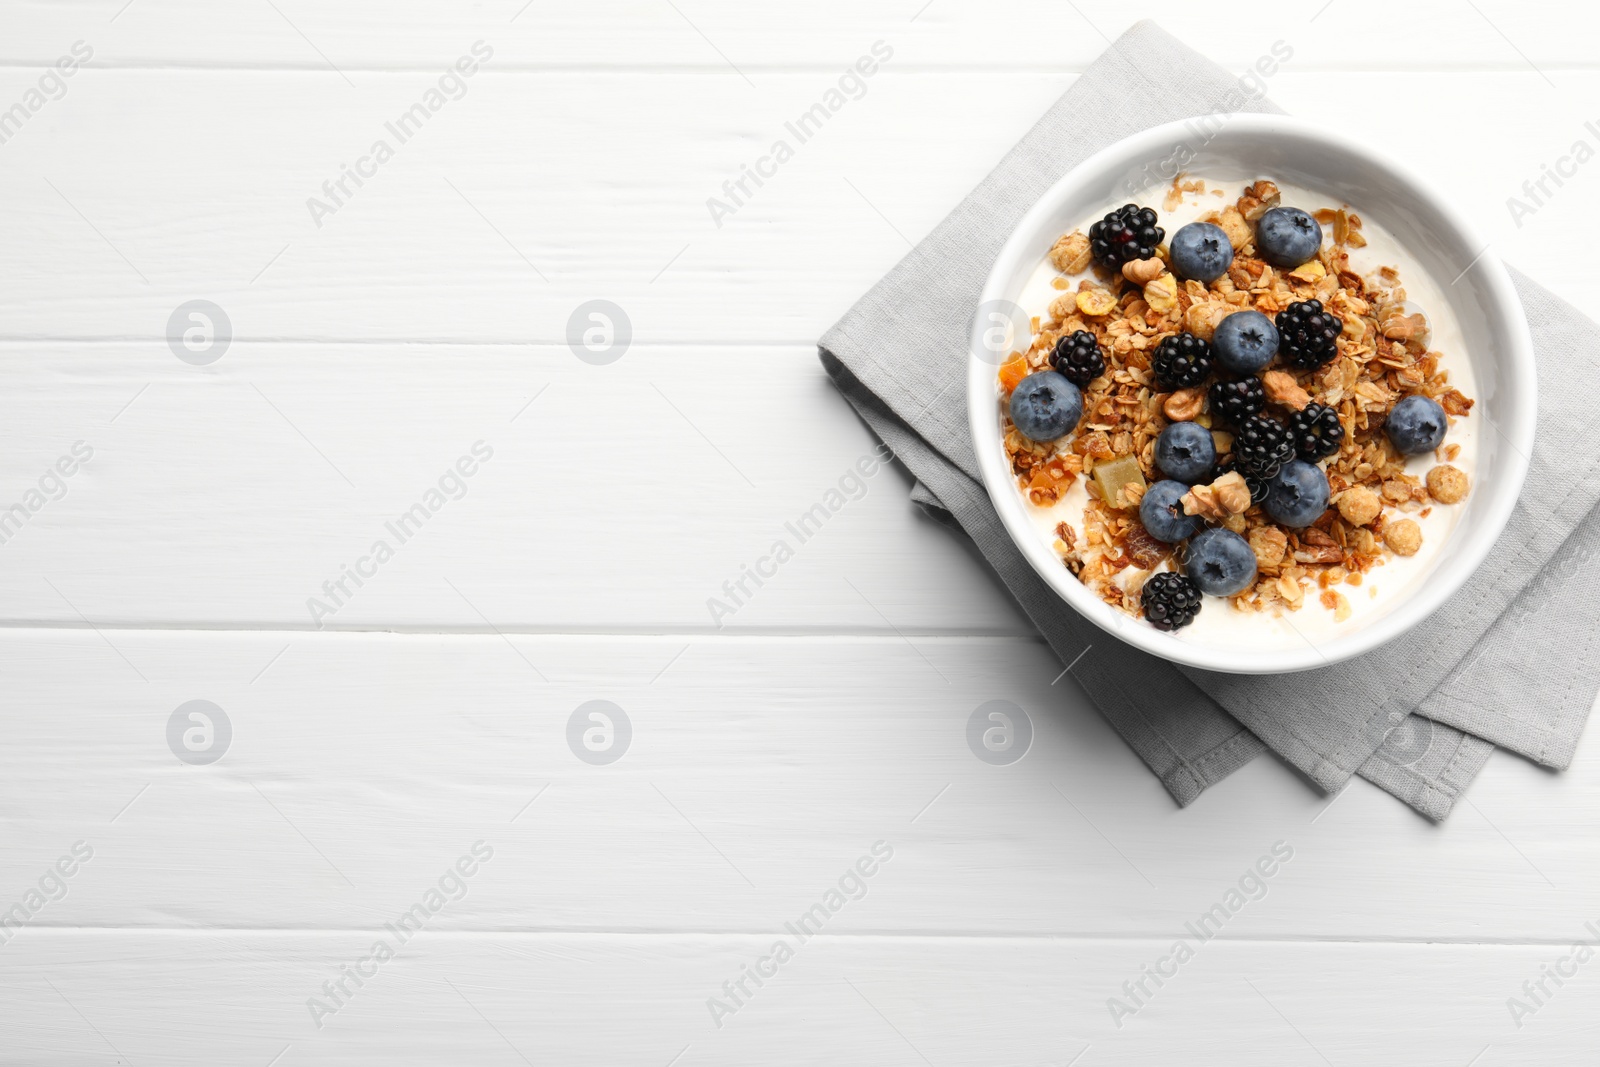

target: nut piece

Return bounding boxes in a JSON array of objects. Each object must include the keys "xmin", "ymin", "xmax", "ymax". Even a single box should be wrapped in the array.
[
  {"xmin": 1211, "ymin": 471, "xmax": 1252, "ymax": 515},
  {"xmin": 1249, "ymin": 525, "xmax": 1289, "ymax": 569},
  {"xmin": 1077, "ymin": 288, "xmax": 1118, "ymax": 317},
  {"xmin": 1182, "ymin": 472, "xmax": 1251, "ymax": 523},
  {"xmin": 1049, "ymin": 231, "xmax": 1093, "ymax": 275},
  {"xmin": 1385, "ymin": 518, "xmax": 1423, "ymax": 556},
  {"xmin": 1337, "ymin": 485, "xmax": 1382, "ymax": 526},
  {"xmin": 1262, "ymin": 370, "xmax": 1312, "ymax": 411},
  {"xmin": 1163, "ymin": 387, "xmax": 1205, "ymax": 422},
  {"xmin": 1426, "ymin": 464, "xmax": 1470, "ymax": 504},
  {"xmin": 1143, "ymin": 273, "xmax": 1180, "ymax": 313},
  {"xmin": 1181, "ymin": 484, "xmax": 1226, "ymax": 523},
  {"xmin": 1122, "ymin": 257, "xmax": 1165, "ymax": 285},
  {"xmin": 1294, "ymin": 543, "xmax": 1346, "ymax": 565},
  {"xmin": 1237, "ymin": 179, "xmax": 1281, "ymax": 222}
]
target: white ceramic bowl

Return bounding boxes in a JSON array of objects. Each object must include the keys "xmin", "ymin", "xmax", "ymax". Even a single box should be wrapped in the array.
[{"xmin": 968, "ymin": 114, "xmax": 1536, "ymax": 674}]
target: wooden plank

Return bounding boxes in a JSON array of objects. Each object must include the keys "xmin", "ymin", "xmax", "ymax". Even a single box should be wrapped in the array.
[
  {"xmin": 3, "ymin": 0, "xmax": 1591, "ymax": 71},
  {"xmin": 0, "ymin": 342, "xmax": 1030, "ymax": 630},
  {"xmin": 0, "ymin": 70, "xmax": 1591, "ymax": 345},
  {"xmin": 0, "ymin": 629, "xmax": 1595, "ymax": 939},
  {"xmin": 0, "ymin": 931, "xmax": 1591, "ymax": 1065}
]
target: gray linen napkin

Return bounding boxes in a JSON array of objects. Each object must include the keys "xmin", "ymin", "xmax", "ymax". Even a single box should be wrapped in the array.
[{"xmin": 819, "ymin": 21, "xmax": 1600, "ymax": 818}]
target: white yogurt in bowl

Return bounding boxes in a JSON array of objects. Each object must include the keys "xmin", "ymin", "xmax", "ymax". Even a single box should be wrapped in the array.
[{"xmin": 968, "ymin": 116, "xmax": 1535, "ymax": 674}]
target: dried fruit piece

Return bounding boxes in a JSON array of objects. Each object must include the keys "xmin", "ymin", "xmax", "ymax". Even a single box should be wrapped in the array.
[
  {"xmin": 1077, "ymin": 288, "xmax": 1118, "ymax": 317},
  {"xmin": 1092, "ymin": 455, "xmax": 1146, "ymax": 511},
  {"xmin": 1144, "ymin": 273, "xmax": 1180, "ymax": 313},
  {"xmin": 998, "ymin": 354, "xmax": 1028, "ymax": 393},
  {"xmin": 1122, "ymin": 523, "xmax": 1169, "ymax": 569},
  {"xmin": 1439, "ymin": 389, "xmax": 1475, "ymax": 416}
]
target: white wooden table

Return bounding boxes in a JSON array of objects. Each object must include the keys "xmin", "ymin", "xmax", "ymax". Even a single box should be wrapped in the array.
[{"xmin": 2, "ymin": 2, "xmax": 1598, "ymax": 1062}]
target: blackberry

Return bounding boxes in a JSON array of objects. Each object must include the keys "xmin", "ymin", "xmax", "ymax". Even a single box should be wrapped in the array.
[
  {"xmin": 1050, "ymin": 330, "xmax": 1106, "ymax": 387},
  {"xmin": 1208, "ymin": 376, "xmax": 1265, "ymax": 425},
  {"xmin": 1276, "ymin": 299, "xmax": 1343, "ymax": 370},
  {"xmin": 1233, "ymin": 413, "xmax": 1296, "ymax": 480},
  {"xmin": 1289, "ymin": 401, "xmax": 1345, "ymax": 461},
  {"xmin": 1089, "ymin": 203, "xmax": 1164, "ymax": 270},
  {"xmin": 1141, "ymin": 571, "xmax": 1202, "ymax": 631},
  {"xmin": 1216, "ymin": 460, "xmax": 1270, "ymax": 505},
  {"xmin": 1151, "ymin": 332, "xmax": 1213, "ymax": 390}
]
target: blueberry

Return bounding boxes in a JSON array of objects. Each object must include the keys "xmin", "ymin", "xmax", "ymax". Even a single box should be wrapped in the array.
[
  {"xmin": 1263, "ymin": 460, "xmax": 1330, "ymax": 528},
  {"xmin": 1256, "ymin": 206, "xmax": 1323, "ymax": 268},
  {"xmin": 1009, "ymin": 370, "xmax": 1083, "ymax": 442},
  {"xmin": 1212, "ymin": 310, "xmax": 1279, "ymax": 374},
  {"xmin": 1385, "ymin": 395, "xmax": 1449, "ymax": 455},
  {"xmin": 1168, "ymin": 222, "xmax": 1234, "ymax": 283},
  {"xmin": 1139, "ymin": 479, "xmax": 1202, "ymax": 543},
  {"xmin": 1155, "ymin": 421, "xmax": 1217, "ymax": 484},
  {"xmin": 1184, "ymin": 528, "xmax": 1258, "ymax": 597}
]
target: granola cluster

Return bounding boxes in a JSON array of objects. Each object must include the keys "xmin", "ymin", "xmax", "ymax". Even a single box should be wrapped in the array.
[{"xmin": 1000, "ymin": 178, "xmax": 1474, "ymax": 624}]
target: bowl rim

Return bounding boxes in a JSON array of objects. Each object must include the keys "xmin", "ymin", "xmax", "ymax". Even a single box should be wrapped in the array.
[{"xmin": 968, "ymin": 113, "xmax": 1537, "ymax": 675}]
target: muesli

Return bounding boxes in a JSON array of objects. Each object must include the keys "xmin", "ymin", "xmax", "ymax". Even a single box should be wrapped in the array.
[{"xmin": 996, "ymin": 177, "xmax": 1475, "ymax": 639}]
